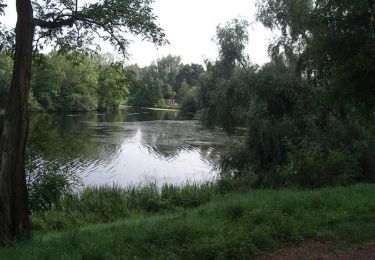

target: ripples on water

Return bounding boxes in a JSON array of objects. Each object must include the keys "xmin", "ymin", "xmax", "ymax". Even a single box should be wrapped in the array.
[{"xmin": 28, "ymin": 108, "xmax": 227, "ymax": 187}]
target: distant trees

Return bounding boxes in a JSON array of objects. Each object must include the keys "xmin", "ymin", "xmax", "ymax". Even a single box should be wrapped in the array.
[
  {"xmin": 126, "ymin": 55, "xmax": 204, "ymax": 110},
  {"xmin": 175, "ymin": 64, "xmax": 205, "ymax": 90},
  {"xmin": 0, "ymin": 52, "xmax": 130, "ymax": 112},
  {"xmin": 97, "ymin": 59, "xmax": 129, "ymax": 111},
  {"xmin": 0, "ymin": 52, "xmax": 205, "ymax": 112},
  {"xmin": 33, "ymin": 54, "xmax": 99, "ymax": 111}
]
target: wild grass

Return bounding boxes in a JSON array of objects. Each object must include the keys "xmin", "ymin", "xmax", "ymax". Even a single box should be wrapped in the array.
[
  {"xmin": 2, "ymin": 184, "xmax": 375, "ymax": 259},
  {"xmin": 31, "ymin": 182, "xmax": 217, "ymax": 233}
]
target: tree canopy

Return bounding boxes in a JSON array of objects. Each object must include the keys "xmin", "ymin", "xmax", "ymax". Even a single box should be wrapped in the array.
[
  {"xmin": 257, "ymin": 0, "xmax": 375, "ymax": 116},
  {"xmin": 32, "ymin": 0, "xmax": 166, "ymax": 55}
]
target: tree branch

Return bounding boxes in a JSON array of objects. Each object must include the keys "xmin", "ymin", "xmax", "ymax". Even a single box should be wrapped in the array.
[{"xmin": 34, "ymin": 17, "xmax": 75, "ymax": 29}]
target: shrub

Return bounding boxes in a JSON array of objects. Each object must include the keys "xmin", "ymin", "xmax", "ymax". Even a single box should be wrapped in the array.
[
  {"xmin": 280, "ymin": 140, "xmax": 358, "ymax": 188},
  {"xmin": 27, "ymin": 160, "xmax": 80, "ymax": 212}
]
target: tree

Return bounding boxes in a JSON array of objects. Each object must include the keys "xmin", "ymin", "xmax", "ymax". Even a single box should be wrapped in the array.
[
  {"xmin": 200, "ymin": 18, "xmax": 251, "ymax": 132},
  {"xmin": 97, "ymin": 57, "xmax": 129, "ymax": 111},
  {"xmin": 215, "ymin": 18, "xmax": 249, "ymax": 72},
  {"xmin": 0, "ymin": 0, "xmax": 165, "ymax": 244},
  {"xmin": 156, "ymin": 55, "xmax": 181, "ymax": 100},
  {"xmin": 32, "ymin": 53, "xmax": 100, "ymax": 111},
  {"xmin": 257, "ymin": 0, "xmax": 375, "ymax": 118},
  {"xmin": 174, "ymin": 63, "xmax": 204, "ymax": 91}
]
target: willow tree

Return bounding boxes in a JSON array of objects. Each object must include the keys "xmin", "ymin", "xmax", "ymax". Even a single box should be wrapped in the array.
[
  {"xmin": 0, "ymin": 0, "xmax": 165, "ymax": 244},
  {"xmin": 256, "ymin": 0, "xmax": 375, "ymax": 117}
]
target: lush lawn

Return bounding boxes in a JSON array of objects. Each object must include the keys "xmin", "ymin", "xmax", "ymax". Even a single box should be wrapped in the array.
[{"xmin": 2, "ymin": 184, "xmax": 375, "ymax": 259}]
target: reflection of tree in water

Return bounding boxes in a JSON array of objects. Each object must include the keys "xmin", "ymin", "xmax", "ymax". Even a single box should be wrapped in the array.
[
  {"xmin": 27, "ymin": 110, "xmax": 228, "ymax": 186},
  {"xmin": 27, "ymin": 113, "xmax": 121, "ymax": 173},
  {"xmin": 135, "ymin": 120, "xmax": 226, "ymax": 166}
]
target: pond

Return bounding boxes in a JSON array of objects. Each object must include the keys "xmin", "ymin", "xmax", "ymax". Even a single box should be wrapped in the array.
[{"xmin": 27, "ymin": 108, "xmax": 227, "ymax": 187}]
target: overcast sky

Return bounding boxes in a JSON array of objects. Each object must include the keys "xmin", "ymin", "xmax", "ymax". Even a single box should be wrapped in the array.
[{"xmin": 0, "ymin": 0, "xmax": 273, "ymax": 67}]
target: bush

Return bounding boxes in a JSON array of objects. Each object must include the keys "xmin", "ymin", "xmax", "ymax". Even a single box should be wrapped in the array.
[
  {"xmin": 280, "ymin": 140, "xmax": 358, "ymax": 188},
  {"xmin": 28, "ymin": 160, "xmax": 80, "ymax": 212}
]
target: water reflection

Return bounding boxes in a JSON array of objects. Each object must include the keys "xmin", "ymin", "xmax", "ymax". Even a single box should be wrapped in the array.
[{"xmin": 28, "ymin": 108, "xmax": 226, "ymax": 187}]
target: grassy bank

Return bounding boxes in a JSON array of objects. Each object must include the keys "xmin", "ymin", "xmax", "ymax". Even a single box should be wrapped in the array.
[
  {"xmin": 30, "ymin": 183, "xmax": 216, "ymax": 233},
  {"xmin": 2, "ymin": 184, "xmax": 375, "ymax": 259}
]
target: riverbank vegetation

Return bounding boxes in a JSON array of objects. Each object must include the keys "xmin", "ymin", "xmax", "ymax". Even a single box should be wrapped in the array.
[
  {"xmin": 2, "ymin": 183, "xmax": 375, "ymax": 259},
  {"xmin": 196, "ymin": 1, "xmax": 375, "ymax": 189}
]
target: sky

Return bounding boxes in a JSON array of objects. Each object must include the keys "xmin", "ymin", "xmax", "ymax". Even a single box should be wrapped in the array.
[{"xmin": 0, "ymin": 0, "xmax": 273, "ymax": 67}]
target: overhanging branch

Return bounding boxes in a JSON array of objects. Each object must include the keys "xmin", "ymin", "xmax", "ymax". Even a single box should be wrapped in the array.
[{"xmin": 34, "ymin": 17, "xmax": 75, "ymax": 29}]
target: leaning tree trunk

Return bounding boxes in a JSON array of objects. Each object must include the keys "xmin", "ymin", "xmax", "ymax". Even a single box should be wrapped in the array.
[{"xmin": 0, "ymin": 0, "xmax": 34, "ymax": 245}]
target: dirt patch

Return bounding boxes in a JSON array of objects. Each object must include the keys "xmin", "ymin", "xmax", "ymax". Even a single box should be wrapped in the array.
[{"xmin": 257, "ymin": 241, "xmax": 375, "ymax": 260}]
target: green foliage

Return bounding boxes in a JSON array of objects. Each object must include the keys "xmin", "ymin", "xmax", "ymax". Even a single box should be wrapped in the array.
[
  {"xmin": 244, "ymin": 61, "xmax": 316, "ymax": 170},
  {"xmin": 29, "ymin": 52, "xmax": 130, "ymax": 111},
  {"xmin": 199, "ymin": 18, "xmax": 253, "ymax": 132},
  {"xmin": 200, "ymin": 64, "xmax": 255, "ymax": 132},
  {"xmin": 32, "ymin": 53, "xmax": 98, "ymax": 111},
  {"xmin": 180, "ymin": 86, "xmax": 200, "ymax": 114},
  {"xmin": 3, "ymin": 184, "xmax": 375, "ymax": 259},
  {"xmin": 215, "ymin": 18, "xmax": 249, "ymax": 70},
  {"xmin": 0, "ymin": 53, "xmax": 12, "ymax": 108},
  {"xmin": 26, "ymin": 128, "xmax": 83, "ymax": 213},
  {"xmin": 199, "ymin": 5, "xmax": 375, "ymax": 188},
  {"xmin": 0, "ymin": 25, "xmax": 14, "ymax": 53},
  {"xmin": 156, "ymin": 55, "xmax": 181, "ymax": 87},
  {"xmin": 214, "ymin": 59, "xmax": 375, "ymax": 188},
  {"xmin": 27, "ymin": 182, "xmax": 216, "ymax": 233},
  {"xmin": 174, "ymin": 63, "xmax": 204, "ymax": 91},
  {"xmin": 72, "ymin": 186, "xmax": 130, "ymax": 222},
  {"xmin": 257, "ymin": 0, "xmax": 375, "ymax": 119},
  {"xmin": 176, "ymin": 81, "xmax": 190, "ymax": 103},
  {"xmin": 97, "ymin": 56, "xmax": 129, "ymax": 111},
  {"xmin": 27, "ymin": 162, "xmax": 78, "ymax": 212},
  {"xmin": 28, "ymin": 91, "xmax": 43, "ymax": 112},
  {"xmin": 127, "ymin": 55, "xmax": 205, "ymax": 109},
  {"xmin": 0, "ymin": 52, "xmax": 202, "ymax": 111},
  {"xmin": 32, "ymin": 0, "xmax": 166, "ymax": 56},
  {"xmin": 280, "ymin": 141, "xmax": 358, "ymax": 188}
]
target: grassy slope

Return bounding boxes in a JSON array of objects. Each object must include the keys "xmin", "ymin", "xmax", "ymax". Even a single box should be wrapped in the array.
[{"xmin": 2, "ymin": 184, "xmax": 375, "ymax": 259}]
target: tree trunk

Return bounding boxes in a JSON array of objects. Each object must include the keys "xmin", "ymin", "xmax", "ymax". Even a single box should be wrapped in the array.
[{"xmin": 0, "ymin": 0, "xmax": 34, "ymax": 245}]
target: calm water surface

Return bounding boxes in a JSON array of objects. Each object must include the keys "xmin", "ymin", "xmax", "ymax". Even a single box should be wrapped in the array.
[{"xmin": 28, "ymin": 108, "xmax": 227, "ymax": 187}]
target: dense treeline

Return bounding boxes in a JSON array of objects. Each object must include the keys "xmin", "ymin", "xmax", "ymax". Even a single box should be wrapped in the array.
[
  {"xmin": 0, "ymin": 52, "xmax": 205, "ymax": 112},
  {"xmin": 125, "ymin": 55, "xmax": 204, "ymax": 110},
  {"xmin": 0, "ymin": 52, "xmax": 129, "ymax": 112},
  {"xmin": 197, "ymin": 0, "xmax": 375, "ymax": 188}
]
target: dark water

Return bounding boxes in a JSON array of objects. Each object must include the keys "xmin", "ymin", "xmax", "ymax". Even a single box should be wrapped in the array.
[{"xmin": 28, "ymin": 108, "xmax": 227, "ymax": 187}]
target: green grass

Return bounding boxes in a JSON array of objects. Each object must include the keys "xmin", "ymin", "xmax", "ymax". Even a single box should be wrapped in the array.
[
  {"xmin": 30, "ymin": 182, "xmax": 216, "ymax": 234},
  {"xmin": 2, "ymin": 184, "xmax": 375, "ymax": 259}
]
